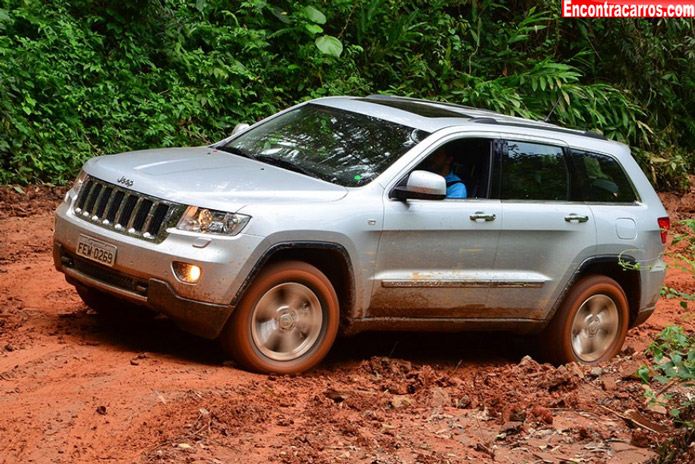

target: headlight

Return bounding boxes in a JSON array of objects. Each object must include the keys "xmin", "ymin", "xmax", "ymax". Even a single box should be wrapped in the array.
[
  {"xmin": 64, "ymin": 170, "xmax": 88, "ymax": 203},
  {"xmin": 72, "ymin": 170, "xmax": 88, "ymax": 194},
  {"xmin": 176, "ymin": 206, "xmax": 250, "ymax": 236}
]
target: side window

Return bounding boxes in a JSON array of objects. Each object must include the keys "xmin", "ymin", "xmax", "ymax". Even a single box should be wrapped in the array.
[
  {"xmin": 571, "ymin": 150, "xmax": 638, "ymax": 203},
  {"xmin": 497, "ymin": 141, "xmax": 569, "ymax": 201},
  {"xmin": 412, "ymin": 138, "xmax": 493, "ymax": 199}
]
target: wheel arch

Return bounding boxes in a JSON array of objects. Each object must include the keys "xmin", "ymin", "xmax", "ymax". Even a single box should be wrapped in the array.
[
  {"xmin": 230, "ymin": 242, "xmax": 356, "ymax": 329},
  {"xmin": 546, "ymin": 255, "xmax": 641, "ymax": 329}
]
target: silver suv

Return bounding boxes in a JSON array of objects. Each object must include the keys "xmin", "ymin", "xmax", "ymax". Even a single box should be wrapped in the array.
[{"xmin": 53, "ymin": 95, "xmax": 669, "ymax": 373}]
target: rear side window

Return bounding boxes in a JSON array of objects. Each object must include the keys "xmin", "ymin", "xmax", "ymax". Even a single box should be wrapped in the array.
[
  {"xmin": 571, "ymin": 150, "xmax": 637, "ymax": 203},
  {"xmin": 497, "ymin": 141, "xmax": 569, "ymax": 201}
]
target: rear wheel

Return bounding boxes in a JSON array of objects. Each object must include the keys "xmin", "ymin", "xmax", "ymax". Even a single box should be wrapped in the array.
[
  {"xmin": 540, "ymin": 275, "xmax": 629, "ymax": 365},
  {"xmin": 220, "ymin": 261, "xmax": 339, "ymax": 374}
]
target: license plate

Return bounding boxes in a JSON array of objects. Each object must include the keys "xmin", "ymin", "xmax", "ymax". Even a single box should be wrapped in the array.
[{"xmin": 76, "ymin": 235, "xmax": 117, "ymax": 267}]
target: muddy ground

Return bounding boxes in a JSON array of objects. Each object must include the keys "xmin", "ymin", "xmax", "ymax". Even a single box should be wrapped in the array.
[{"xmin": 0, "ymin": 184, "xmax": 694, "ymax": 464}]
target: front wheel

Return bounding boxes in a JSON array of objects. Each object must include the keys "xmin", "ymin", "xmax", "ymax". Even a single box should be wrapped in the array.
[
  {"xmin": 540, "ymin": 275, "xmax": 629, "ymax": 365},
  {"xmin": 220, "ymin": 261, "xmax": 339, "ymax": 374}
]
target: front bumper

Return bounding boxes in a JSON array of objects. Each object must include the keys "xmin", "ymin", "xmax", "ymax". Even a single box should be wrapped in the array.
[
  {"xmin": 53, "ymin": 193, "xmax": 264, "ymax": 338},
  {"xmin": 54, "ymin": 243, "xmax": 232, "ymax": 338}
]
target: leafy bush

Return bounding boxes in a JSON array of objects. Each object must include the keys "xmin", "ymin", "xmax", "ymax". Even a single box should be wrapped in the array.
[
  {"xmin": 638, "ymin": 220, "xmax": 695, "ymax": 427},
  {"xmin": 1, "ymin": 0, "xmax": 693, "ymax": 187},
  {"xmin": 639, "ymin": 326, "xmax": 695, "ymax": 416}
]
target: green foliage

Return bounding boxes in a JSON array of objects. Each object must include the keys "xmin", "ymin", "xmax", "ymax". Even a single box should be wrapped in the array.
[
  {"xmin": 315, "ymin": 35, "xmax": 343, "ymax": 58},
  {"xmin": 639, "ymin": 221, "xmax": 695, "ymax": 425},
  {"xmin": 639, "ymin": 326, "xmax": 695, "ymax": 424},
  {"xmin": 664, "ymin": 219, "xmax": 695, "ymax": 312},
  {"xmin": 0, "ymin": 0, "xmax": 693, "ymax": 187},
  {"xmin": 647, "ymin": 326, "xmax": 695, "ymax": 383}
]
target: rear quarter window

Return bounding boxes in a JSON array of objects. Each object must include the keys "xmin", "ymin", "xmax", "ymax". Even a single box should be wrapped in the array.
[{"xmin": 570, "ymin": 149, "xmax": 638, "ymax": 203}]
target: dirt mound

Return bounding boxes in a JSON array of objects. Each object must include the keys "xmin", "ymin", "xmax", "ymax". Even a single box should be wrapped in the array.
[
  {"xmin": 0, "ymin": 183, "xmax": 693, "ymax": 463},
  {"xmin": 659, "ymin": 175, "xmax": 695, "ymax": 221},
  {"xmin": 0, "ymin": 185, "xmax": 68, "ymax": 219}
]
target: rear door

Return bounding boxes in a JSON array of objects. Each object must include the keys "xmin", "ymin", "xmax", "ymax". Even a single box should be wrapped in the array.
[{"xmin": 486, "ymin": 139, "xmax": 598, "ymax": 320}]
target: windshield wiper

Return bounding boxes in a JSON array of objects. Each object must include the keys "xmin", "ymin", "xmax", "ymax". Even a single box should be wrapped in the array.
[
  {"xmin": 254, "ymin": 155, "xmax": 315, "ymax": 177},
  {"xmin": 218, "ymin": 147, "xmax": 315, "ymax": 177},
  {"xmin": 217, "ymin": 145, "xmax": 256, "ymax": 160}
]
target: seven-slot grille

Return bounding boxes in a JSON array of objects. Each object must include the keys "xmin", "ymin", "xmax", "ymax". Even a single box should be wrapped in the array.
[{"xmin": 73, "ymin": 176, "xmax": 181, "ymax": 242}]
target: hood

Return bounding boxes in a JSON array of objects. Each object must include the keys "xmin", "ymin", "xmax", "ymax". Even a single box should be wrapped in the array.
[{"xmin": 84, "ymin": 147, "xmax": 348, "ymax": 211}]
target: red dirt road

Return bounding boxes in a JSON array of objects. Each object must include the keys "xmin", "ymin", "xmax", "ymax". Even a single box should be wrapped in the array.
[{"xmin": 0, "ymin": 186, "xmax": 693, "ymax": 464}]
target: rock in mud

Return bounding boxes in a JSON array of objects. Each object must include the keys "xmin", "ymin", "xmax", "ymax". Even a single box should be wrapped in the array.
[
  {"xmin": 530, "ymin": 405, "xmax": 553, "ymax": 425},
  {"xmin": 428, "ymin": 387, "xmax": 451, "ymax": 408},
  {"xmin": 389, "ymin": 395, "xmax": 412, "ymax": 409}
]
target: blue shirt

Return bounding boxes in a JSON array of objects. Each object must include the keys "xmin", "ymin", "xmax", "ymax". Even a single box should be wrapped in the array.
[{"xmin": 445, "ymin": 171, "xmax": 467, "ymax": 198}]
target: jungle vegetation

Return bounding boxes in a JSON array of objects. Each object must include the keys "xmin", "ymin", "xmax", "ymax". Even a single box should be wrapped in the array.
[{"xmin": 1, "ymin": 0, "xmax": 693, "ymax": 189}]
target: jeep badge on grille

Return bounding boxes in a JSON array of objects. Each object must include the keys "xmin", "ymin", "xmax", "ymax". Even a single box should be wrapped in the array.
[{"xmin": 117, "ymin": 176, "xmax": 134, "ymax": 187}]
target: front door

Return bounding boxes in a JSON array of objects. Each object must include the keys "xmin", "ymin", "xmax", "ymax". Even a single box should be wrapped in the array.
[{"xmin": 369, "ymin": 137, "xmax": 501, "ymax": 318}]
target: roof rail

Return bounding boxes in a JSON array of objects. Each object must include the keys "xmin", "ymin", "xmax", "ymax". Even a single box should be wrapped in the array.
[
  {"xmin": 366, "ymin": 94, "xmax": 416, "ymax": 101},
  {"xmin": 365, "ymin": 94, "xmax": 479, "ymax": 112},
  {"xmin": 470, "ymin": 118, "xmax": 607, "ymax": 141},
  {"xmin": 468, "ymin": 117, "xmax": 497, "ymax": 124},
  {"xmin": 365, "ymin": 95, "xmax": 609, "ymax": 141}
]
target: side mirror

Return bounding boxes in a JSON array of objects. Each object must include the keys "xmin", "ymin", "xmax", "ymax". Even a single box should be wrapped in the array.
[
  {"xmin": 231, "ymin": 123, "xmax": 251, "ymax": 136},
  {"xmin": 391, "ymin": 170, "xmax": 446, "ymax": 200}
]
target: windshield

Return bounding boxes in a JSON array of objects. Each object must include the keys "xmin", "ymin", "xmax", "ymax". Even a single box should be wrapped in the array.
[{"xmin": 220, "ymin": 103, "xmax": 429, "ymax": 187}]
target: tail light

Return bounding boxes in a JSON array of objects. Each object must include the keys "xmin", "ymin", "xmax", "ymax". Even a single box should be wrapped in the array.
[{"xmin": 657, "ymin": 217, "xmax": 670, "ymax": 244}]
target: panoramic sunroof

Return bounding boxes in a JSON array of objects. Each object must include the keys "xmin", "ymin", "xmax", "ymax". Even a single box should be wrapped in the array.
[{"xmin": 361, "ymin": 97, "xmax": 469, "ymax": 118}]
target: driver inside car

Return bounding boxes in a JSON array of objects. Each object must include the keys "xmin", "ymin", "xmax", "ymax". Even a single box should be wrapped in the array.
[{"xmin": 422, "ymin": 145, "xmax": 467, "ymax": 198}]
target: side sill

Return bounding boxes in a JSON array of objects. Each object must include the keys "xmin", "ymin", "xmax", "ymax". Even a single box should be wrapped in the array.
[{"xmin": 342, "ymin": 317, "xmax": 544, "ymax": 336}]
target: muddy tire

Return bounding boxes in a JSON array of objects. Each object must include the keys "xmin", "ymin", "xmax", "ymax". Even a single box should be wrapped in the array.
[
  {"xmin": 76, "ymin": 286, "xmax": 156, "ymax": 320},
  {"xmin": 540, "ymin": 275, "xmax": 629, "ymax": 365},
  {"xmin": 220, "ymin": 261, "xmax": 339, "ymax": 374}
]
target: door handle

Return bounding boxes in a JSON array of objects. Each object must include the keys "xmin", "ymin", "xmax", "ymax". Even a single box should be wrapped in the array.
[
  {"xmin": 564, "ymin": 214, "xmax": 589, "ymax": 223},
  {"xmin": 470, "ymin": 212, "xmax": 496, "ymax": 222}
]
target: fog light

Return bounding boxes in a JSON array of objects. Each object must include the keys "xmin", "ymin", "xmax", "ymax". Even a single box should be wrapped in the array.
[{"xmin": 173, "ymin": 262, "xmax": 202, "ymax": 283}]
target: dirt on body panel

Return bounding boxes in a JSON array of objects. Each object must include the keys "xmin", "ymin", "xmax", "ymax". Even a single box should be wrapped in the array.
[{"xmin": 0, "ymin": 185, "xmax": 694, "ymax": 463}]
